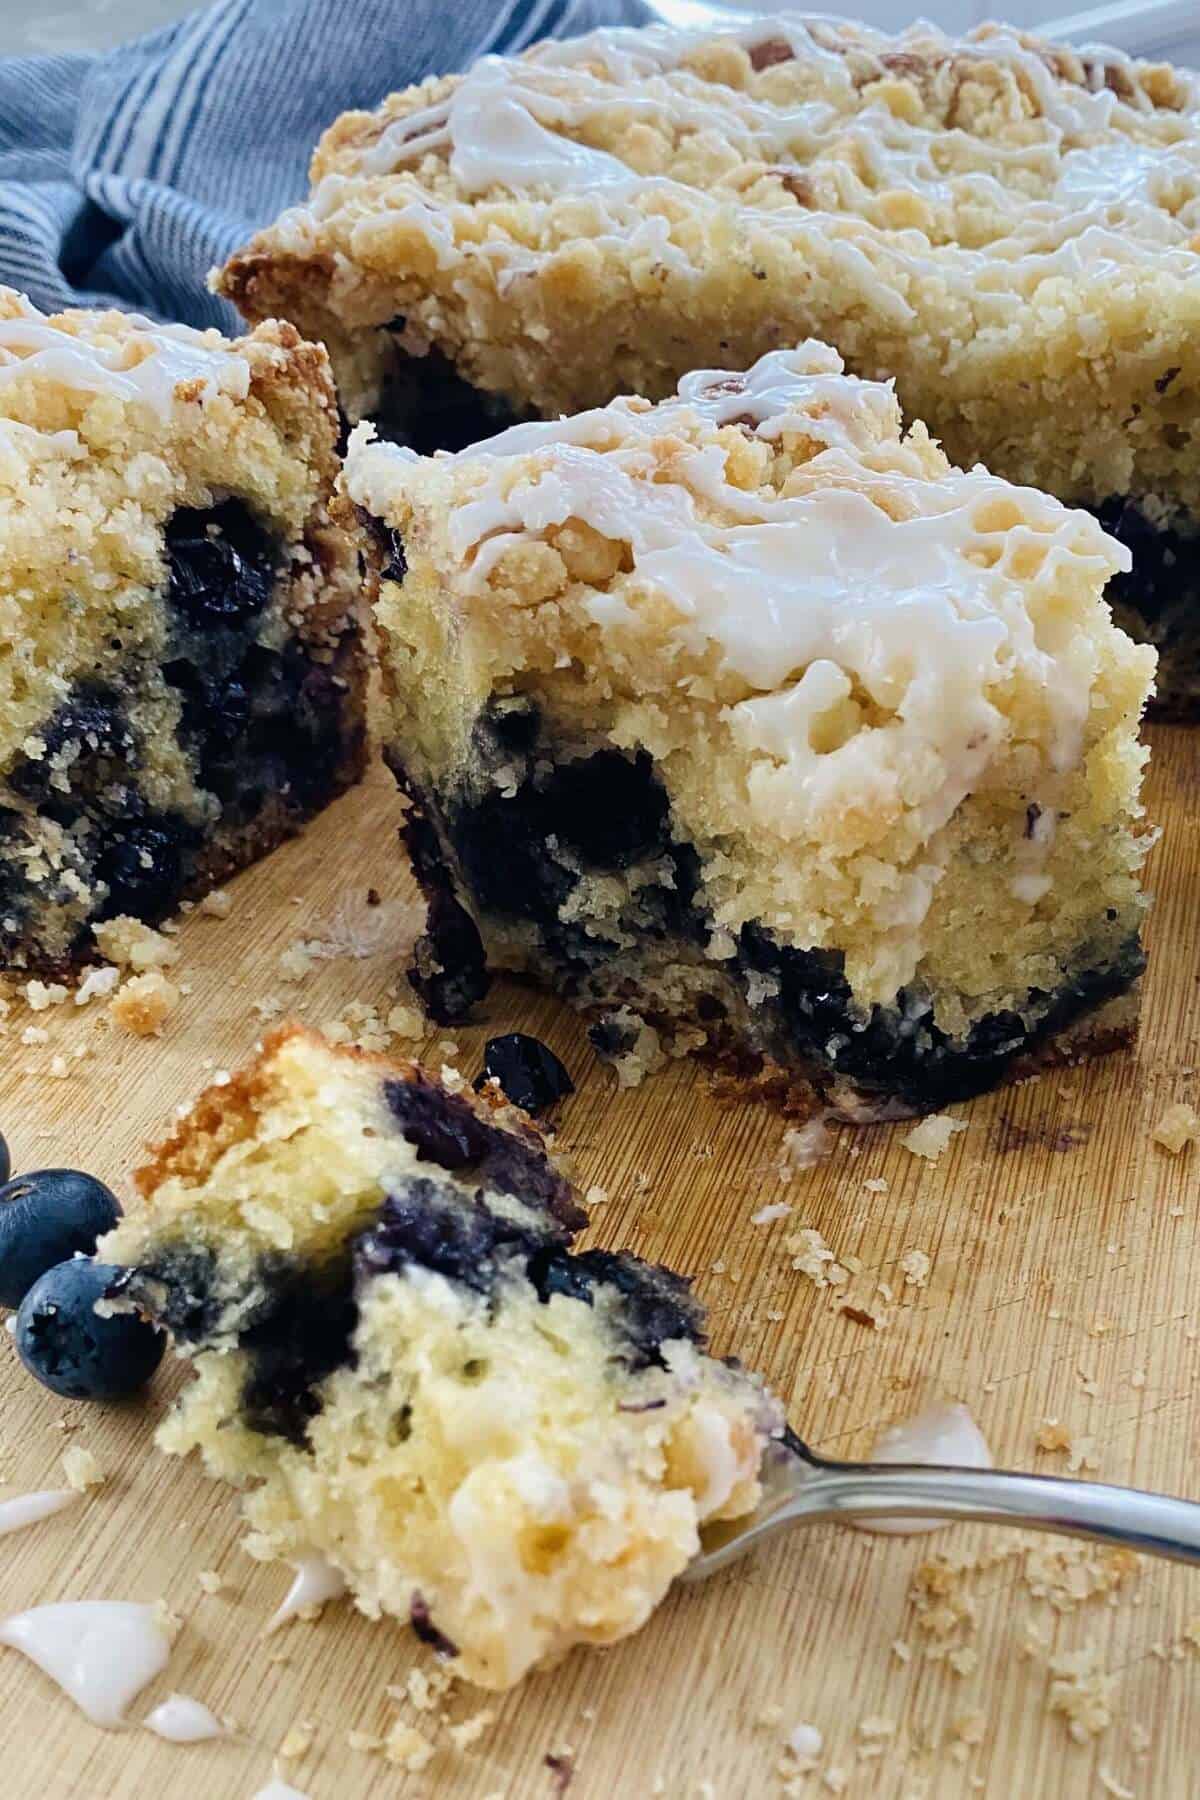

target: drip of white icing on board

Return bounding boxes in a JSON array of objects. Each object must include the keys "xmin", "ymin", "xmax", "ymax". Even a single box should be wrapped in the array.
[
  {"xmin": 855, "ymin": 1401, "xmax": 993, "ymax": 1535},
  {"xmin": 252, "ymin": 1781, "xmax": 311, "ymax": 1800},
  {"xmin": 265, "ymin": 1552, "xmax": 347, "ymax": 1632},
  {"xmin": 144, "ymin": 1692, "xmax": 225, "ymax": 1742},
  {"xmin": 0, "ymin": 1489, "xmax": 78, "ymax": 1537},
  {"xmin": 0, "ymin": 1601, "xmax": 172, "ymax": 1726}
]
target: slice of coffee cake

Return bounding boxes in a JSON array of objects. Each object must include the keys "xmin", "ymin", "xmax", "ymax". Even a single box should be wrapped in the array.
[
  {"xmin": 100, "ymin": 1026, "xmax": 780, "ymax": 1689},
  {"xmin": 347, "ymin": 343, "xmax": 1155, "ymax": 1115},
  {"xmin": 0, "ymin": 289, "xmax": 366, "ymax": 973},
  {"xmin": 218, "ymin": 16, "xmax": 1200, "ymax": 706}
]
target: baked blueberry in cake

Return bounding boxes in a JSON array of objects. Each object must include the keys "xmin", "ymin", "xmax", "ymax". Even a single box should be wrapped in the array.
[
  {"xmin": 346, "ymin": 343, "xmax": 1155, "ymax": 1115},
  {"xmin": 218, "ymin": 17, "xmax": 1200, "ymax": 707},
  {"xmin": 0, "ymin": 288, "xmax": 366, "ymax": 973},
  {"xmin": 99, "ymin": 1026, "xmax": 779, "ymax": 1689}
]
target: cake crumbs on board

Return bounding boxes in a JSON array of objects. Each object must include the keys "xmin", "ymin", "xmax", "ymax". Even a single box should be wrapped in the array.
[
  {"xmin": 899, "ymin": 1249, "xmax": 932, "ymax": 1289},
  {"xmin": 1152, "ymin": 1101, "xmax": 1200, "ymax": 1154},
  {"xmin": 1046, "ymin": 1644, "xmax": 1117, "ymax": 1742},
  {"xmin": 110, "ymin": 969, "xmax": 180, "ymax": 1036},
  {"xmin": 61, "ymin": 1445, "xmax": 103, "ymax": 1490},
  {"xmin": 277, "ymin": 1718, "xmax": 316, "ymax": 1760},
  {"xmin": 93, "ymin": 916, "xmax": 180, "ymax": 971},
  {"xmin": 447, "ymin": 1707, "xmax": 496, "ymax": 1752},
  {"xmin": 785, "ymin": 1227, "xmax": 848, "ymax": 1289},
  {"xmin": 779, "ymin": 1115, "xmax": 834, "ymax": 1175},
  {"xmin": 385, "ymin": 1720, "xmax": 436, "ymax": 1770},
  {"xmin": 900, "ymin": 1114, "xmax": 967, "ymax": 1162}
]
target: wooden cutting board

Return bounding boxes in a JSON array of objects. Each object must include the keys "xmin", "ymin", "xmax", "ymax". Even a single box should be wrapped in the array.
[{"xmin": 1, "ymin": 725, "xmax": 1198, "ymax": 1800}]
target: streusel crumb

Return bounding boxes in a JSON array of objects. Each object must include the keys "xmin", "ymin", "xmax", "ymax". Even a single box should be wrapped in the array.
[
  {"xmin": 900, "ymin": 1116, "xmax": 967, "ymax": 1162},
  {"xmin": 110, "ymin": 970, "xmax": 180, "ymax": 1037},
  {"xmin": 61, "ymin": 1445, "xmax": 103, "ymax": 1491},
  {"xmin": 1153, "ymin": 1101, "xmax": 1200, "ymax": 1153}
]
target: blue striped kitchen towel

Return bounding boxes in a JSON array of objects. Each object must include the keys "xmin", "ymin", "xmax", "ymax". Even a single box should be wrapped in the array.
[{"xmin": 0, "ymin": 0, "xmax": 652, "ymax": 331}]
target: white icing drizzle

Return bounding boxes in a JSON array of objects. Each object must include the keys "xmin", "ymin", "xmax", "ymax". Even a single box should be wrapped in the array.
[
  {"xmin": 252, "ymin": 1782, "xmax": 311, "ymax": 1800},
  {"xmin": 348, "ymin": 343, "xmax": 1126, "ymax": 952},
  {"xmin": 0, "ymin": 1489, "xmax": 78, "ymax": 1537},
  {"xmin": 0, "ymin": 1601, "xmax": 173, "ymax": 1727},
  {"xmin": 0, "ymin": 292, "xmax": 250, "ymax": 420},
  {"xmin": 857, "ymin": 1401, "xmax": 993, "ymax": 1536},
  {"xmin": 144, "ymin": 1693, "xmax": 225, "ymax": 1742},
  {"xmin": 265, "ymin": 1552, "xmax": 347, "ymax": 1632},
  {"xmin": 325, "ymin": 15, "xmax": 1200, "ymax": 314}
]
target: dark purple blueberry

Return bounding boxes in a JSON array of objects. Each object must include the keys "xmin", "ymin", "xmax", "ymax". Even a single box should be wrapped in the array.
[
  {"xmin": 383, "ymin": 1076, "xmax": 585, "ymax": 1232},
  {"xmin": 409, "ymin": 1590, "xmax": 459, "ymax": 1657},
  {"xmin": 165, "ymin": 500, "xmax": 277, "ymax": 628},
  {"xmin": 0, "ymin": 1132, "xmax": 8, "ymax": 1187},
  {"xmin": 352, "ymin": 504, "xmax": 407, "ymax": 583},
  {"xmin": 529, "ymin": 1246, "xmax": 704, "ymax": 1369},
  {"xmin": 238, "ymin": 1256, "xmax": 358, "ymax": 1444},
  {"xmin": 408, "ymin": 890, "xmax": 491, "ymax": 1025},
  {"xmin": 355, "ymin": 1176, "xmax": 545, "ymax": 1294},
  {"xmin": 0, "ymin": 1169, "xmax": 121, "ymax": 1310},
  {"xmin": 475, "ymin": 1033, "xmax": 573, "ymax": 1116},
  {"xmin": 104, "ymin": 1245, "xmax": 220, "ymax": 1344},
  {"xmin": 95, "ymin": 819, "xmax": 189, "ymax": 920},
  {"xmin": 588, "ymin": 1013, "xmax": 639, "ymax": 1060},
  {"xmin": 16, "ymin": 1260, "xmax": 164, "ymax": 1401},
  {"xmin": 385, "ymin": 1073, "xmax": 496, "ymax": 1171},
  {"xmin": 475, "ymin": 694, "xmax": 540, "ymax": 754},
  {"xmin": 7, "ymin": 687, "xmax": 135, "ymax": 804},
  {"xmin": 540, "ymin": 749, "xmax": 669, "ymax": 869}
]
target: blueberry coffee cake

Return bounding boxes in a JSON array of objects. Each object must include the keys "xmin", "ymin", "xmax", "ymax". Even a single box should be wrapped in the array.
[
  {"xmin": 100, "ymin": 1026, "xmax": 779, "ymax": 1688},
  {"xmin": 218, "ymin": 17, "xmax": 1200, "ymax": 707},
  {"xmin": 0, "ymin": 289, "xmax": 366, "ymax": 973},
  {"xmin": 346, "ymin": 343, "xmax": 1155, "ymax": 1114}
]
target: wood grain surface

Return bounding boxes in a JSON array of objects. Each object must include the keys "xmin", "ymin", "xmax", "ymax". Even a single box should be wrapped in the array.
[{"xmin": 1, "ymin": 727, "xmax": 1198, "ymax": 1800}]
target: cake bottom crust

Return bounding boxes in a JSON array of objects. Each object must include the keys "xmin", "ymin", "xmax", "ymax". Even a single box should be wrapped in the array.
[
  {"xmin": 700, "ymin": 985, "xmax": 1140, "ymax": 1122},
  {"xmin": 388, "ymin": 752, "xmax": 1144, "ymax": 1118}
]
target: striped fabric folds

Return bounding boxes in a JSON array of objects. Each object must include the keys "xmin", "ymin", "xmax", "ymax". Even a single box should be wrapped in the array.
[{"xmin": 0, "ymin": 0, "xmax": 651, "ymax": 329}]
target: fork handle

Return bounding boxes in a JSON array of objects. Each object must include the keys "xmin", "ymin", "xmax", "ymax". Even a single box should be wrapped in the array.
[{"xmin": 796, "ymin": 1460, "xmax": 1200, "ymax": 1563}]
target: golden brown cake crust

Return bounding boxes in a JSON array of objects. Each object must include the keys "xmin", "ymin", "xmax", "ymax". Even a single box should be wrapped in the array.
[
  {"xmin": 134, "ymin": 1020, "xmax": 550, "ymax": 1198},
  {"xmin": 220, "ymin": 17, "xmax": 1200, "ymax": 522}
]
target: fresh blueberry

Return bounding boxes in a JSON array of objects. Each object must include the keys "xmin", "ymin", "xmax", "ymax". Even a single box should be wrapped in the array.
[
  {"xmin": 0, "ymin": 1132, "xmax": 9, "ymax": 1187},
  {"xmin": 165, "ymin": 500, "xmax": 276, "ymax": 628},
  {"xmin": 475, "ymin": 1033, "xmax": 574, "ymax": 1116},
  {"xmin": 15, "ymin": 1260, "xmax": 164, "ymax": 1402},
  {"xmin": 0, "ymin": 1169, "xmax": 121, "ymax": 1309}
]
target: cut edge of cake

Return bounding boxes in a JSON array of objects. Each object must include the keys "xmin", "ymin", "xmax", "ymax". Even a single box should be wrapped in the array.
[
  {"xmin": 0, "ymin": 289, "xmax": 368, "ymax": 975},
  {"xmin": 345, "ymin": 341, "xmax": 1156, "ymax": 1118}
]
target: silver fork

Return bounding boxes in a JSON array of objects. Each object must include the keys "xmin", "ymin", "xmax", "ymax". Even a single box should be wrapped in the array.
[{"xmin": 682, "ymin": 1427, "xmax": 1200, "ymax": 1579}]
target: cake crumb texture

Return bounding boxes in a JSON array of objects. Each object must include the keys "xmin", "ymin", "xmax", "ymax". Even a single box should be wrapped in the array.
[{"xmin": 100, "ymin": 1025, "xmax": 781, "ymax": 1690}]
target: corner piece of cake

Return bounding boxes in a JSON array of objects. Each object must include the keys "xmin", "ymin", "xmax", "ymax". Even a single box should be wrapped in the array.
[
  {"xmin": 0, "ymin": 288, "xmax": 366, "ymax": 973},
  {"xmin": 218, "ymin": 16, "xmax": 1200, "ymax": 706},
  {"xmin": 345, "ymin": 343, "xmax": 1155, "ymax": 1115},
  {"xmin": 99, "ymin": 1026, "xmax": 780, "ymax": 1689}
]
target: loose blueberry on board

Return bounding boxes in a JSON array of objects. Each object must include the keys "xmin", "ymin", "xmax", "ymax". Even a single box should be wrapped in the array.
[
  {"xmin": 0, "ymin": 1130, "xmax": 9, "ymax": 1187},
  {"xmin": 0, "ymin": 1169, "xmax": 121, "ymax": 1309},
  {"xmin": 16, "ymin": 1260, "xmax": 164, "ymax": 1402},
  {"xmin": 475, "ymin": 1033, "xmax": 574, "ymax": 1117}
]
